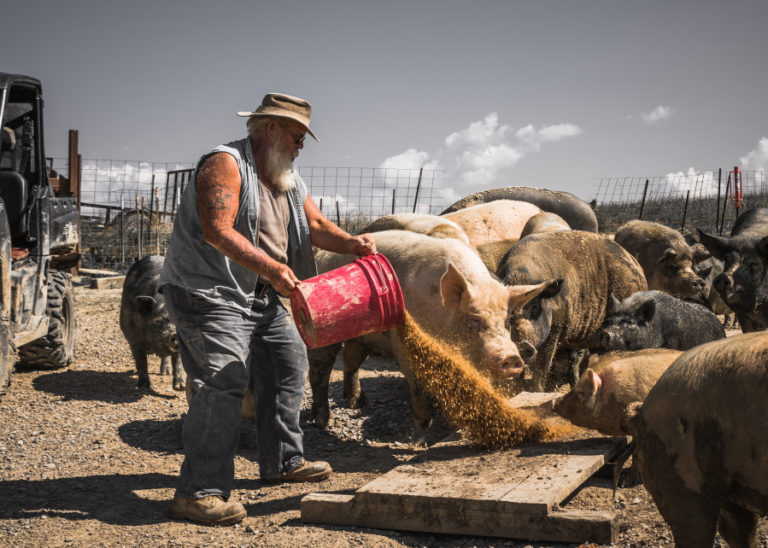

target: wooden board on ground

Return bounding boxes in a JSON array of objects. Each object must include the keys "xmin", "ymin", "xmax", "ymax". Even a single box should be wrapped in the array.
[
  {"xmin": 90, "ymin": 276, "xmax": 125, "ymax": 289},
  {"xmin": 302, "ymin": 392, "xmax": 627, "ymax": 544}
]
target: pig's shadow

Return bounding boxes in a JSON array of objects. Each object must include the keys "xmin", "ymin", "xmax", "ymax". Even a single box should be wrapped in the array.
[
  {"xmin": 31, "ymin": 369, "xmax": 177, "ymax": 404},
  {"xmin": 118, "ymin": 418, "xmax": 185, "ymax": 454}
]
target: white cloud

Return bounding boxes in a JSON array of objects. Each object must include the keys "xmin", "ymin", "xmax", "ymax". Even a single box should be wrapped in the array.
[
  {"xmin": 379, "ymin": 148, "xmax": 434, "ymax": 171},
  {"xmin": 378, "ymin": 113, "xmax": 582, "ymax": 205},
  {"xmin": 664, "ymin": 167, "xmax": 719, "ymax": 197},
  {"xmin": 641, "ymin": 105, "xmax": 676, "ymax": 125},
  {"xmin": 740, "ymin": 137, "xmax": 768, "ymax": 171}
]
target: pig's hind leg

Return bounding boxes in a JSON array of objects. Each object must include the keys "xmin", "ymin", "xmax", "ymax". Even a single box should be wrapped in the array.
[
  {"xmin": 718, "ymin": 502, "xmax": 758, "ymax": 548},
  {"xmin": 342, "ymin": 339, "xmax": 369, "ymax": 408},
  {"xmin": 170, "ymin": 353, "xmax": 184, "ymax": 391},
  {"xmin": 307, "ymin": 342, "xmax": 342, "ymax": 428},
  {"xmin": 130, "ymin": 345, "xmax": 151, "ymax": 389}
]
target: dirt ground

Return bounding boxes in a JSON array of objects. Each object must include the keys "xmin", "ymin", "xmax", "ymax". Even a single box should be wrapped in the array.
[{"xmin": 0, "ymin": 283, "xmax": 764, "ymax": 547}]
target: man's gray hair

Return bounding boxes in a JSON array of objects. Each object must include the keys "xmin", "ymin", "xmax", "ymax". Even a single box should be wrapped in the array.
[{"xmin": 247, "ymin": 116, "xmax": 275, "ymax": 138}]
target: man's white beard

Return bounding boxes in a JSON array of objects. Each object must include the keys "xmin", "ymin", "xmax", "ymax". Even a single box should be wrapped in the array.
[{"xmin": 263, "ymin": 141, "xmax": 296, "ymax": 192}]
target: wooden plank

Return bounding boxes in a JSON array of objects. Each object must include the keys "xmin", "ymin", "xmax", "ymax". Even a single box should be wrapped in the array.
[
  {"xmin": 79, "ymin": 267, "xmax": 121, "ymax": 277},
  {"xmin": 301, "ymin": 395, "xmax": 625, "ymax": 544},
  {"xmin": 301, "ymin": 492, "xmax": 616, "ymax": 544},
  {"xmin": 90, "ymin": 276, "xmax": 125, "ymax": 289},
  {"xmin": 357, "ymin": 437, "xmax": 625, "ymax": 513},
  {"xmin": 509, "ymin": 391, "xmax": 561, "ymax": 409}
]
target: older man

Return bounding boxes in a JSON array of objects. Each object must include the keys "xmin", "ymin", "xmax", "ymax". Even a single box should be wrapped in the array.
[{"xmin": 160, "ymin": 93, "xmax": 375, "ymax": 526}]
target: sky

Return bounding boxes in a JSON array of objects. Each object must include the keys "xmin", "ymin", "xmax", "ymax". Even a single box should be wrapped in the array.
[{"xmin": 2, "ymin": 0, "xmax": 768, "ymax": 204}]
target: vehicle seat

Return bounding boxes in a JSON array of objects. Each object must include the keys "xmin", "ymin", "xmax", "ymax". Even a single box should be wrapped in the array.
[{"xmin": 0, "ymin": 127, "xmax": 28, "ymax": 238}]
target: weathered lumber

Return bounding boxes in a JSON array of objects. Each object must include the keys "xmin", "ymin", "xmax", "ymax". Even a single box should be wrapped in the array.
[{"xmin": 301, "ymin": 392, "xmax": 626, "ymax": 544}]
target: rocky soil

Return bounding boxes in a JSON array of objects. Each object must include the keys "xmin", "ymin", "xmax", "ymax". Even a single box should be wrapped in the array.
[{"xmin": 0, "ymin": 283, "xmax": 764, "ymax": 547}]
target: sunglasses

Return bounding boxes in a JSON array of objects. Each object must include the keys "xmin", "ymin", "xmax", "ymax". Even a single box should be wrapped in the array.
[{"xmin": 278, "ymin": 122, "xmax": 306, "ymax": 145}]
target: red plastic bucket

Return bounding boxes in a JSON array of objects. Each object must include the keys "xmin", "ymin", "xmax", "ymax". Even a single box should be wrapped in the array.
[{"xmin": 290, "ymin": 253, "xmax": 405, "ymax": 348}]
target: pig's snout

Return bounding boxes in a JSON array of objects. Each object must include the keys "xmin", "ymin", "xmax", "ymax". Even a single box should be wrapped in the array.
[
  {"xmin": 518, "ymin": 340, "xmax": 537, "ymax": 363},
  {"xmin": 499, "ymin": 354, "xmax": 525, "ymax": 378},
  {"xmin": 169, "ymin": 333, "xmax": 180, "ymax": 353},
  {"xmin": 599, "ymin": 331, "xmax": 612, "ymax": 348},
  {"xmin": 690, "ymin": 275, "xmax": 705, "ymax": 292}
]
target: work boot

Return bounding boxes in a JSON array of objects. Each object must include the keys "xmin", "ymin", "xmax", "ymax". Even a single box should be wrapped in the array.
[
  {"xmin": 169, "ymin": 495, "xmax": 246, "ymax": 526},
  {"xmin": 263, "ymin": 460, "xmax": 332, "ymax": 483}
]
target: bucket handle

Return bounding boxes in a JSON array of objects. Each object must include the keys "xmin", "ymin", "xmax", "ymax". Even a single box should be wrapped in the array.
[
  {"xmin": 357, "ymin": 254, "xmax": 389, "ymax": 334},
  {"xmin": 366, "ymin": 254, "xmax": 390, "ymax": 297}
]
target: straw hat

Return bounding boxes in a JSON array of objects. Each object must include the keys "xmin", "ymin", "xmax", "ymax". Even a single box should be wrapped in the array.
[{"xmin": 237, "ymin": 93, "xmax": 318, "ymax": 141}]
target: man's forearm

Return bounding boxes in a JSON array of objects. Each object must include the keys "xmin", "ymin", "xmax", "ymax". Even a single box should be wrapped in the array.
[
  {"xmin": 205, "ymin": 227, "xmax": 283, "ymax": 279},
  {"xmin": 308, "ymin": 218, "xmax": 359, "ymax": 254}
]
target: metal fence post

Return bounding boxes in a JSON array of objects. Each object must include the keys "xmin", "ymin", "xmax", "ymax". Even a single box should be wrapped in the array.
[
  {"xmin": 638, "ymin": 179, "xmax": 649, "ymax": 220},
  {"xmin": 412, "ymin": 167, "xmax": 423, "ymax": 213},
  {"xmin": 681, "ymin": 190, "xmax": 690, "ymax": 231},
  {"xmin": 391, "ymin": 188, "xmax": 396, "ymax": 214},
  {"xmin": 120, "ymin": 196, "xmax": 125, "ymax": 265},
  {"xmin": 716, "ymin": 168, "xmax": 722, "ymax": 234},
  {"xmin": 720, "ymin": 173, "xmax": 731, "ymax": 235}
]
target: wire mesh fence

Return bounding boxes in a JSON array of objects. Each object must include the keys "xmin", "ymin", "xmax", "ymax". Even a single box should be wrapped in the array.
[
  {"xmin": 51, "ymin": 156, "xmax": 767, "ymax": 272},
  {"xmin": 592, "ymin": 168, "xmax": 767, "ymax": 236},
  {"xmin": 49, "ymin": 158, "xmax": 444, "ymax": 271}
]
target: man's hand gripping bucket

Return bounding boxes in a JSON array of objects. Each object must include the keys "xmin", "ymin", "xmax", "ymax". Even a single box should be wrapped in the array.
[{"xmin": 290, "ymin": 253, "xmax": 405, "ymax": 348}]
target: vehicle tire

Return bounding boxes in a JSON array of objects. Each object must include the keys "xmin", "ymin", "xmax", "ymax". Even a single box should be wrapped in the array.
[{"xmin": 18, "ymin": 270, "xmax": 76, "ymax": 369}]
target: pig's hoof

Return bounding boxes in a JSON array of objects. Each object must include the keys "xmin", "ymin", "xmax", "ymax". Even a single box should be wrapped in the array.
[
  {"xmin": 137, "ymin": 377, "xmax": 151, "ymax": 390},
  {"xmin": 411, "ymin": 432, "xmax": 428, "ymax": 448},
  {"xmin": 172, "ymin": 380, "xmax": 185, "ymax": 392},
  {"xmin": 346, "ymin": 392, "xmax": 367, "ymax": 409},
  {"xmin": 311, "ymin": 405, "xmax": 330, "ymax": 428}
]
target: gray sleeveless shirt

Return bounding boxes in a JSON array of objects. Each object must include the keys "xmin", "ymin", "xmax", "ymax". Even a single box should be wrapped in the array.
[{"xmin": 159, "ymin": 137, "xmax": 317, "ymax": 314}]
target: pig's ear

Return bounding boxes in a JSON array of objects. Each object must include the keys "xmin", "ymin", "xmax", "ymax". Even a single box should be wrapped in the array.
[
  {"xmin": 576, "ymin": 368, "xmax": 602, "ymax": 409},
  {"xmin": 635, "ymin": 299, "xmax": 656, "ymax": 323},
  {"xmin": 135, "ymin": 295, "xmax": 157, "ymax": 315},
  {"xmin": 608, "ymin": 293, "xmax": 621, "ymax": 314},
  {"xmin": 691, "ymin": 243, "xmax": 711, "ymax": 265},
  {"xmin": 758, "ymin": 236, "xmax": 768, "ymax": 259},
  {"xmin": 507, "ymin": 280, "xmax": 553, "ymax": 311},
  {"xmin": 440, "ymin": 263, "xmax": 468, "ymax": 309},
  {"xmin": 658, "ymin": 247, "xmax": 678, "ymax": 265},
  {"xmin": 698, "ymin": 229, "xmax": 728, "ymax": 261}
]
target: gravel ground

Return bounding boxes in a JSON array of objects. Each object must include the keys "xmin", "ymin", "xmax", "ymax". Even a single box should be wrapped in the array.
[{"xmin": 0, "ymin": 282, "xmax": 764, "ymax": 547}]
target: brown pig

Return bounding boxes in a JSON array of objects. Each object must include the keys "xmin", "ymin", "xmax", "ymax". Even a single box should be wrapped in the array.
[
  {"xmin": 614, "ymin": 220, "xmax": 705, "ymax": 299},
  {"xmin": 500, "ymin": 231, "xmax": 648, "ymax": 391},
  {"xmin": 630, "ymin": 331, "xmax": 768, "ymax": 548},
  {"xmin": 552, "ymin": 348, "xmax": 682, "ymax": 435}
]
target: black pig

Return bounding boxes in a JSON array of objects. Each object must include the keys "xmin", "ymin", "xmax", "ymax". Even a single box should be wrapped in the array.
[
  {"xmin": 597, "ymin": 290, "xmax": 725, "ymax": 352},
  {"xmin": 119, "ymin": 255, "xmax": 183, "ymax": 390}
]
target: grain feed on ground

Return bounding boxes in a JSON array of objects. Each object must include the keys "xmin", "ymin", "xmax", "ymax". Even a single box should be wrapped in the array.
[{"xmin": 396, "ymin": 311, "xmax": 571, "ymax": 449}]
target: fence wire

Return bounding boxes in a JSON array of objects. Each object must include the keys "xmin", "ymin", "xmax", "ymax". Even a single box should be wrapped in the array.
[
  {"xmin": 49, "ymin": 158, "xmax": 444, "ymax": 271},
  {"xmin": 592, "ymin": 169, "xmax": 767, "ymax": 235}
]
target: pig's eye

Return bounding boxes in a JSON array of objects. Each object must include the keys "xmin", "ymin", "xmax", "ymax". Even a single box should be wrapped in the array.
[
  {"xmin": 466, "ymin": 315, "xmax": 487, "ymax": 330},
  {"xmin": 523, "ymin": 299, "xmax": 542, "ymax": 319}
]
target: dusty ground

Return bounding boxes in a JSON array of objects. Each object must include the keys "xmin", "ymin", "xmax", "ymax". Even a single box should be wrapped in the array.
[{"xmin": 0, "ymin": 283, "xmax": 764, "ymax": 547}]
